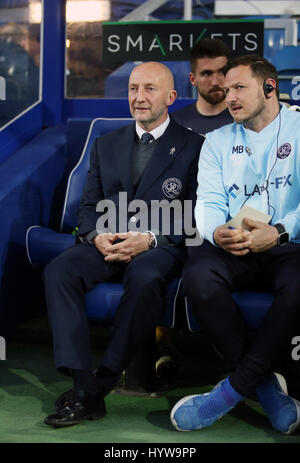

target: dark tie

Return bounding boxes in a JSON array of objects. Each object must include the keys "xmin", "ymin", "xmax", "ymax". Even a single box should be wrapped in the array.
[{"xmin": 141, "ymin": 132, "xmax": 154, "ymax": 145}]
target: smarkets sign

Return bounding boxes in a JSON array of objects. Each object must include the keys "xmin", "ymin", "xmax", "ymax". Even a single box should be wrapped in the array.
[{"xmin": 102, "ymin": 20, "xmax": 264, "ymax": 63}]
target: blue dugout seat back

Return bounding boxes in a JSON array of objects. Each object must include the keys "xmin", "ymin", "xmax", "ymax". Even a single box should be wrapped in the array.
[
  {"xmin": 60, "ymin": 117, "xmax": 132, "ymax": 233},
  {"xmin": 271, "ymin": 46, "xmax": 300, "ymax": 96},
  {"xmin": 273, "ymin": 46, "xmax": 300, "ymax": 72},
  {"xmin": 243, "ymin": 15, "xmax": 284, "ymax": 62},
  {"xmin": 185, "ymin": 292, "xmax": 274, "ymax": 333},
  {"xmin": 104, "ymin": 61, "xmax": 193, "ymax": 98},
  {"xmin": 264, "ymin": 29, "xmax": 285, "ymax": 62},
  {"xmin": 26, "ymin": 118, "xmax": 181, "ymax": 327}
]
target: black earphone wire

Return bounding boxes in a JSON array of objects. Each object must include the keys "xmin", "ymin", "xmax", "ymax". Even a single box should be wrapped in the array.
[
  {"xmin": 265, "ymin": 109, "xmax": 281, "ymax": 220},
  {"xmin": 239, "ymin": 107, "xmax": 281, "ymax": 219}
]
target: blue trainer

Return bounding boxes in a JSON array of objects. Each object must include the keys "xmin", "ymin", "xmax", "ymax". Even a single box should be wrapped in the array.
[
  {"xmin": 256, "ymin": 374, "xmax": 300, "ymax": 435},
  {"xmin": 170, "ymin": 377, "xmax": 243, "ymax": 431}
]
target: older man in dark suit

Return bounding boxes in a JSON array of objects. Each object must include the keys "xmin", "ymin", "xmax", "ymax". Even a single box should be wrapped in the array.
[{"xmin": 44, "ymin": 61, "xmax": 204, "ymax": 427}]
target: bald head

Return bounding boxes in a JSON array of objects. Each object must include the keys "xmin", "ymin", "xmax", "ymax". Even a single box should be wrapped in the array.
[
  {"xmin": 128, "ymin": 61, "xmax": 177, "ymax": 131},
  {"xmin": 130, "ymin": 62, "xmax": 175, "ymax": 90}
]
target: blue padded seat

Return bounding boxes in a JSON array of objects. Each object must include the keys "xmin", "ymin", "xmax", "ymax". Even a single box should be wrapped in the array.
[
  {"xmin": 61, "ymin": 118, "xmax": 132, "ymax": 233},
  {"xmin": 26, "ymin": 226, "xmax": 75, "ymax": 267},
  {"xmin": 26, "ymin": 118, "xmax": 181, "ymax": 328},
  {"xmin": 104, "ymin": 61, "xmax": 193, "ymax": 99},
  {"xmin": 85, "ymin": 278, "xmax": 181, "ymax": 324},
  {"xmin": 272, "ymin": 46, "xmax": 300, "ymax": 73},
  {"xmin": 271, "ymin": 46, "xmax": 300, "ymax": 96},
  {"xmin": 185, "ymin": 292, "xmax": 274, "ymax": 332},
  {"xmin": 26, "ymin": 224, "xmax": 181, "ymax": 326}
]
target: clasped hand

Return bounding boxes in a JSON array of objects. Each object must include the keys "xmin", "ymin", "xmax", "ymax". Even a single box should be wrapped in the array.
[
  {"xmin": 93, "ymin": 231, "xmax": 150, "ymax": 263},
  {"xmin": 213, "ymin": 217, "xmax": 278, "ymax": 256}
]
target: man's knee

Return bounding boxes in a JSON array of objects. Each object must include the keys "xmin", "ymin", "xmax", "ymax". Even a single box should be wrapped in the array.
[
  {"xmin": 182, "ymin": 258, "xmax": 216, "ymax": 300},
  {"xmin": 44, "ymin": 250, "xmax": 78, "ymax": 287},
  {"xmin": 123, "ymin": 264, "xmax": 163, "ymax": 295},
  {"xmin": 44, "ymin": 260, "xmax": 66, "ymax": 289},
  {"xmin": 275, "ymin": 283, "xmax": 300, "ymax": 312}
]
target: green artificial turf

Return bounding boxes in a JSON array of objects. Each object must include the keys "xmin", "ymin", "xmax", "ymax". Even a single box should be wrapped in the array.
[{"xmin": 0, "ymin": 317, "xmax": 300, "ymax": 444}]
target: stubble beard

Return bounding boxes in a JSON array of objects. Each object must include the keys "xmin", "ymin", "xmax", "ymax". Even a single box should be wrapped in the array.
[
  {"xmin": 234, "ymin": 93, "xmax": 266, "ymax": 127},
  {"xmin": 199, "ymin": 88, "xmax": 226, "ymax": 105},
  {"xmin": 134, "ymin": 105, "xmax": 166, "ymax": 130}
]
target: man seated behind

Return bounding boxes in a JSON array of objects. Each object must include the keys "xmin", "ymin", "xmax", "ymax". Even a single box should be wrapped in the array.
[
  {"xmin": 171, "ymin": 38, "xmax": 233, "ymax": 135},
  {"xmin": 171, "ymin": 55, "xmax": 300, "ymax": 435},
  {"xmin": 43, "ymin": 61, "xmax": 204, "ymax": 427}
]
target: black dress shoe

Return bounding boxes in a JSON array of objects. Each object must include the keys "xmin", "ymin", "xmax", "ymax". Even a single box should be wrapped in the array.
[
  {"xmin": 55, "ymin": 381, "xmax": 111, "ymax": 412},
  {"xmin": 156, "ymin": 354, "xmax": 178, "ymax": 379},
  {"xmin": 155, "ymin": 342, "xmax": 179, "ymax": 380},
  {"xmin": 45, "ymin": 393, "xmax": 106, "ymax": 427},
  {"xmin": 55, "ymin": 389, "xmax": 77, "ymax": 411}
]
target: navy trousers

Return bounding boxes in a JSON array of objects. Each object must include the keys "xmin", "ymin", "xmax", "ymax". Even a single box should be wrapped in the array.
[
  {"xmin": 183, "ymin": 240, "xmax": 300, "ymax": 396},
  {"xmin": 44, "ymin": 242, "xmax": 184, "ymax": 383}
]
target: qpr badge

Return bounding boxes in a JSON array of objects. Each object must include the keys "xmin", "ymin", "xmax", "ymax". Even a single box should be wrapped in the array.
[
  {"xmin": 277, "ymin": 143, "xmax": 292, "ymax": 159},
  {"xmin": 162, "ymin": 177, "xmax": 182, "ymax": 199}
]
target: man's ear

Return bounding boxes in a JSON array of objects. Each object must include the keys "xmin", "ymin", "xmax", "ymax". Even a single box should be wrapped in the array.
[
  {"xmin": 189, "ymin": 72, "xmax": 196, "ymax": 87},
  {"xmin": 167, "ymin": 89, "xmax": 177, "ymax": 107}
]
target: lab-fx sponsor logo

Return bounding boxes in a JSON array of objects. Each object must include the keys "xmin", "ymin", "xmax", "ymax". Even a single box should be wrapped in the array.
[
  {"xmin": 229, "ymin": 183, "xmax": 241, "ymax": 199},
  {"xmin": 244, "ymin": 175, "xmax": 292, "ymax": 196}
]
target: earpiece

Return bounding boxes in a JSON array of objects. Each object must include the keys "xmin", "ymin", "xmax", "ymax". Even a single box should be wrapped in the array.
[{"xmin": 263, "ymin": 80, "xmax": 275, "ymax": 98}]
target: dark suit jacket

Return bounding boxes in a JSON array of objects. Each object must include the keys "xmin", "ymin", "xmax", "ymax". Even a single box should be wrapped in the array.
[{"xmin": 76, "ymin": 117, "xmax": 204, "ymax": 252}]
